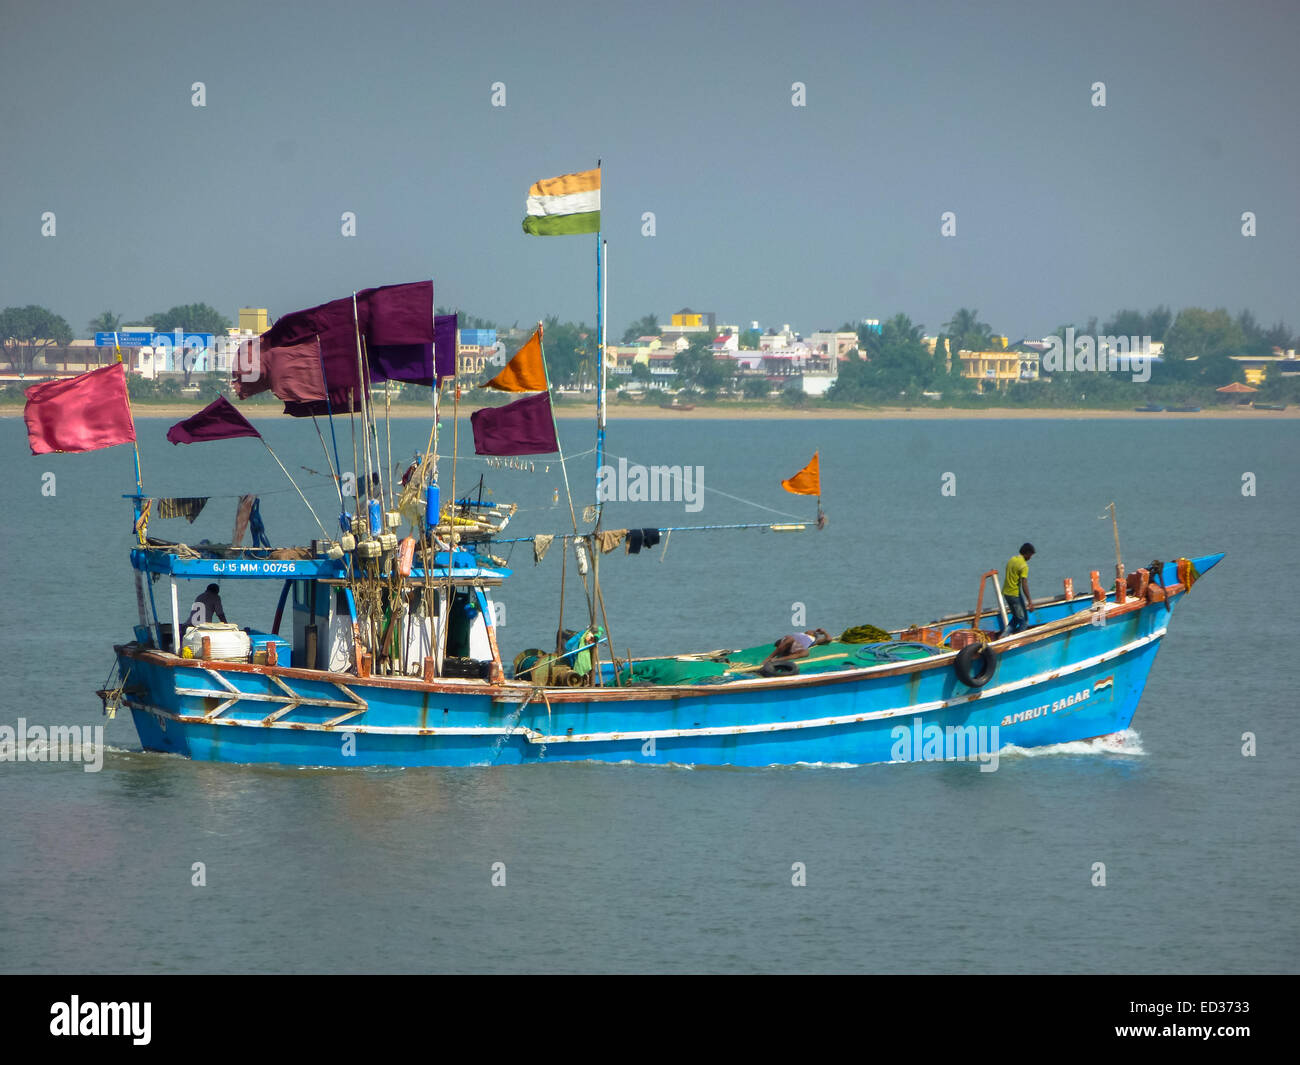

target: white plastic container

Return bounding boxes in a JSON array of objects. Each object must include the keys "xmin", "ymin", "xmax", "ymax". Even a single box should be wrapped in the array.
[{"xmin": 183, "ymin": 623, "xmax": 252, "ymax": 662}]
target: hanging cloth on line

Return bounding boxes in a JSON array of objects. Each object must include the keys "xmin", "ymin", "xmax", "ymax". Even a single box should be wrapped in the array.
[
  {"xmin": 595, "ymin": 529, "xmax": 627, "ymax": 554},
  {"xmin": 248, "ymin": 499, "xmax": 271, "ymax": 548},
  {"xmin": 625, "ymin": 528, "xmax": 661, "ymax": 555},
  {"xmin": 157, "ymin": 496, "xmax": 209, "ymax": 523},
  {"xmin": 533, "ymin": 533, "xmax": 555, "ymax": 564},
  {"xmin": 232, "ymin": 494, "xmax": 254, "ymax": 546}
]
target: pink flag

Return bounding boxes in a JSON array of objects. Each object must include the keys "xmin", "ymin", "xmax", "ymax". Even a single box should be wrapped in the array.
[{"xmin": 23, "ymin": 363, "xmax": 136, "ymax": 455}]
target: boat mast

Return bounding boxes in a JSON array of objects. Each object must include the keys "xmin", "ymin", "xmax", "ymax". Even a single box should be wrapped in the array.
[{"xmin": 594, "ymin": 161, "xmax": 606, "ymax": 527}]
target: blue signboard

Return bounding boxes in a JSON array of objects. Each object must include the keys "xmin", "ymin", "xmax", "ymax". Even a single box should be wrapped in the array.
[{"xmin": 96, "ymin": 331, "xmax": 215, "ymax": 348}]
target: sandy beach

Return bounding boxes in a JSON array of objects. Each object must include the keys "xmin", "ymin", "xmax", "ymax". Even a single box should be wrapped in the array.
[{"xmin": 3, "ymin": 402, "xmax": 1295, "ymax": 421}]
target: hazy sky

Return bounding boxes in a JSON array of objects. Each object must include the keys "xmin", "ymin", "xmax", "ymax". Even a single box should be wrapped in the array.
[{"xmin": 2, "ymin": 0, "xmax": 1297, "ymax": 341}]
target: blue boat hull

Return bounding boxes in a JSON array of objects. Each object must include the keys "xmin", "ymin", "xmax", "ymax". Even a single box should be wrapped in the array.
[{"xmin": 116, "ymin": 555, "xmax": 1218, "ymax": 769}]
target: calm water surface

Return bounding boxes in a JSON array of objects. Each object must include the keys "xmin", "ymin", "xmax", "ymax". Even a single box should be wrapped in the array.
[{"xmin": 1, "ymin": 414, "xmax": 1296, "ymax": 973}]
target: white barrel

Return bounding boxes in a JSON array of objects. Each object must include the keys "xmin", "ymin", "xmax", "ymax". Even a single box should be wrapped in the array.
[{"xmin": 183, "ymin": 622, "xmax": 251, "ymax": 662}]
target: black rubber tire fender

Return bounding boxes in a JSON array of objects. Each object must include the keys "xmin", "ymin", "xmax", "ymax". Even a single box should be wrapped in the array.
[
  {"xmin": 760, "ymin": 659, "xmax": 798, "ymax": 677},
  {"xmin": 954, "ymin": 642, "xmax": 997, "ymax": 688}
]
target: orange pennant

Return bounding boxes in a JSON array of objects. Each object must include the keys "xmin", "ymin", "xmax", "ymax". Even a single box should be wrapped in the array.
[
  {"xmin": 781, "ymin": 451, "xmax": 821, "ymax": 496},
  {"xmin": 482, "ymin": 326, "xmax": 548, "ymax": 392}
]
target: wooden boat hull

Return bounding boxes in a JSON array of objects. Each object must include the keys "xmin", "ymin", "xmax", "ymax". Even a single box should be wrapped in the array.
[{"xmin": 116, "ymin": 555, "xmax": 1221, "ymax": 768}]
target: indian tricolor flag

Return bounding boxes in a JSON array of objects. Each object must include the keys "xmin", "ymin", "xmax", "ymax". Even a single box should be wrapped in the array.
[{"xmin": 522, "ymin": 168, "xmax": 600, "ymax": 236}]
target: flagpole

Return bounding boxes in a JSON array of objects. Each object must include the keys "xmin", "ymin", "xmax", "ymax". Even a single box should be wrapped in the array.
[
  {"xmin": 352, "ymin": 293, "xmax": 375, "ymax": 515},
  {"xmin": 595, "ymin": 235, "xmax": 607, "ymax": 526},
  {"xmin": 113, "ymin": 335, "xmax": 146, "ymax": 532},
  {"xmin": 594, "ymin": 161, "xmax": 605, "ymax": 527}
]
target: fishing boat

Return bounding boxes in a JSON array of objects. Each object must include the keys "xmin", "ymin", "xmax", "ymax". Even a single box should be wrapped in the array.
[
  {"xmin": 1134, "ymin": 403, "xmax": 1165, "ymax": 412},
  {"xmin": 25, "ymin": 169, "xmax": 1221, "ymax": 769},
  {"xmin": 104, "ymin": 544, "xmax": 1220, "ymax": 767}
]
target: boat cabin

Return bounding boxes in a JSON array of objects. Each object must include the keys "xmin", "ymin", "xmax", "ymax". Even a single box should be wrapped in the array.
[{"xmin": 128, "ymin": 545, "xmax": 510, "ymax": 682}]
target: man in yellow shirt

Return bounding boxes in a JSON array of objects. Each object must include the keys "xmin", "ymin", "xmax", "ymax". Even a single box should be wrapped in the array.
[{"xmin": 1001, "ymin": 543, "xmax": 1036, "ymax": 635}]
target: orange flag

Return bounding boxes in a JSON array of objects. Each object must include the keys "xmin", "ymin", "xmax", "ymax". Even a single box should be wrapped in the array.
[
  {"xmin": 481, "ymin": 326, "xmax": 548, "ymax": 392},
  {"xmin": 781, "ymin": 451, "xmax": 821, "ymax": 496}
]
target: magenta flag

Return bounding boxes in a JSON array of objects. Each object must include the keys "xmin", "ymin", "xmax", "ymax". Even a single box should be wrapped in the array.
[
  {"xmin": 166, "ymin": 395, "xmax": 261, "ymax": 444},
  {"xmin": 24, "ymin": 363, "xmax": 136, "ymax": 455},
  {"xmin": 470, "ymin": 391, "xmax": 559, "ymax": 456}
]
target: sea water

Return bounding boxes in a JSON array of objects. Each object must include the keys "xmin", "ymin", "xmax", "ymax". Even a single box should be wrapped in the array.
[{"xmin": 0, "ymin": 415, "xmax": 1295, "ymax": 973}]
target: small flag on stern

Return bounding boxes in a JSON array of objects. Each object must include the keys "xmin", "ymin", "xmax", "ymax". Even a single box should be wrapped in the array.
[
  {"xmin": 481, "ymin": 325, "xmax": 547, "ymax": 392},
  {"xmin": 23, "ymin": 362, "xmax": 136, "ymax": 455},
  {"xmin": 166, "ymin": 395, "xmax": 261, "ymax": 444},
  {"xmin": 523, "ymin": 168, "xmax": 601, "ymax": 236},
  {"xmin": 781, "ymin": 451, "xmax": 821, "ymax": 495},
  {"xmin": 471, "ymin": 391, "xmax": 559, "ymax": 456}
]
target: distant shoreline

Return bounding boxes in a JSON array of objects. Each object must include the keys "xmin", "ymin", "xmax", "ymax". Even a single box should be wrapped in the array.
[{"xmin": 3, "ymin": 402, "xmax": 1296, "ymax": 421}]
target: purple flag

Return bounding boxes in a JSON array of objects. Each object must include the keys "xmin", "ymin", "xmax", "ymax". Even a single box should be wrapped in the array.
[
  {"xmin": 166, "ymin": 395, "xmax": 261, "ymax": 444},
  {"xmin": 435, "ymin": 313, "xmax": 457, "ymax": 382},
  {"xmin": 368, "ymin": 342, "xmax": 433, "ymax": 385},
  {"xmin": 239, "ymin": 281, "xmax": 435, "ymax": 409},
  {"xmin": 470, "ymin": 391, "xmax": 558, "ymax": 456},
  {"xmin": 363, "ymin": 281, "xmax": 436, "ymax": 384},
  {"xmin": 360, "ymin": 280, "xmax": 433, "ymax": 345},
  {"xmin": 238, "ymin": 294, "xmax": 360, "ymax": 405}
]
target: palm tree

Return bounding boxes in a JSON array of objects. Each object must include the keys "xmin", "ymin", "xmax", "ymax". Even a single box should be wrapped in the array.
[
  {"xmin": 88, "ymin": 311, "xmax": 122, "ymax": 335},
  {"xmin": 943, "ymin": 308, "xmax": 993, "ymax": 352}
]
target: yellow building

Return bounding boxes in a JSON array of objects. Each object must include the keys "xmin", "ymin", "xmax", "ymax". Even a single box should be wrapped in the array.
[
  {"xmin": 960, "ymin": 350, "xmax": 1035, "ymax": 392},
  {"xmin": 238, "ymin": 308, "xmax": 269, "ymax": 333}
]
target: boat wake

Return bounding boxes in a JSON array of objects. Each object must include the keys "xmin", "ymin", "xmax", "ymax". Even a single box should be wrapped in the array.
[{"xmin": 998, "ymin": 729, "xmax": 1146, "ymax": 759}]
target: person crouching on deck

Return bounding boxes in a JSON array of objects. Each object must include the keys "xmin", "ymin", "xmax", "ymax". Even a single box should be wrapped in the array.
[
  {"xmin": 191, "ymin": 583, "xmax": 227, "ymax": 625},
  {"xmin": 1000, "ymin": 543, "xmax": 1036, "ymax": 636},
  {"xmin": 762, "ymin": 628, "xmax": 830, "ymax": 669}
]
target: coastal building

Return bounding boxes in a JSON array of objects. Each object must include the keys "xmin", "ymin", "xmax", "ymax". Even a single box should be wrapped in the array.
[
  {"xmin": 238, "ymin": 308, "xmax": 270, "ymax": 334},
  {"xmin": 959, "ymin": 349, "xmax": 1038, "ymax": 392},
  {"xmin": 1229, "ymin": 354, "xmax": 1291, "ymax": 386},
  {"xmin": 661, "ymin": 308, "xmax": 715, "ymax": 346},
  {"xmin": 808, "ymin": 331, "xmax": 859, "ymax": 361}
]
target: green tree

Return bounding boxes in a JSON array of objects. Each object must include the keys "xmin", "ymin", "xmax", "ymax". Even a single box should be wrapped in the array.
[
  {"xmin": 443, "ymin": 308, "xmax": 498, "ymax": 330},
  {"xmin": 943, "ymin": 308, "xmax": 994, "ymax": 354},
  {"xmin": 146, "ymin": 302, "xmax": 230, "ymax": 336},
  {"xmin": 146, "ymin": 303, "xmax": 232, "ymax": 385},
  {"xmin": 630, "ymin": 361, "xmax": 652, "ymax": 388},
  {"xmin": 1146, "ymin": 306, "xmax": 1172, "ymax": 342},
  {"xmin": 0, "ymin": 305, "xmax": 73, "ymax": 374},
  {"xmin": 673, "ymin": 333, "xmax": 728, "ymax": 394},
  {"xmin": 88, "ymin": 310, "xmax": 122, "ymax": 335},
  {"xmin": 1162, "ymin": 308, "xmax": 1244, "ymax": 360},
  {"xmin": 1102, "ymin": 306, "xmax": 1171, "ymax": 343},
  {"xmin": 1263, "ymin": 320, "xmax": 1293, "ymax": 351},
  {"xmin": 742, "ymin": 376, "xmax": 770, "ymax": 400},
  {"xmin": 620, "ymin": 313, "xmax": 660, "ymax": 344},
  {"xmin": 831, "ymin": 313, "xmax": 934, "ymax": 401},
  {"xmin": 739, "ymin": 328, "xmax": 761, "ymax": 350},
  {"xmin": 540, "ymin": 315, "xmax": 590, "ymax": 387}
]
